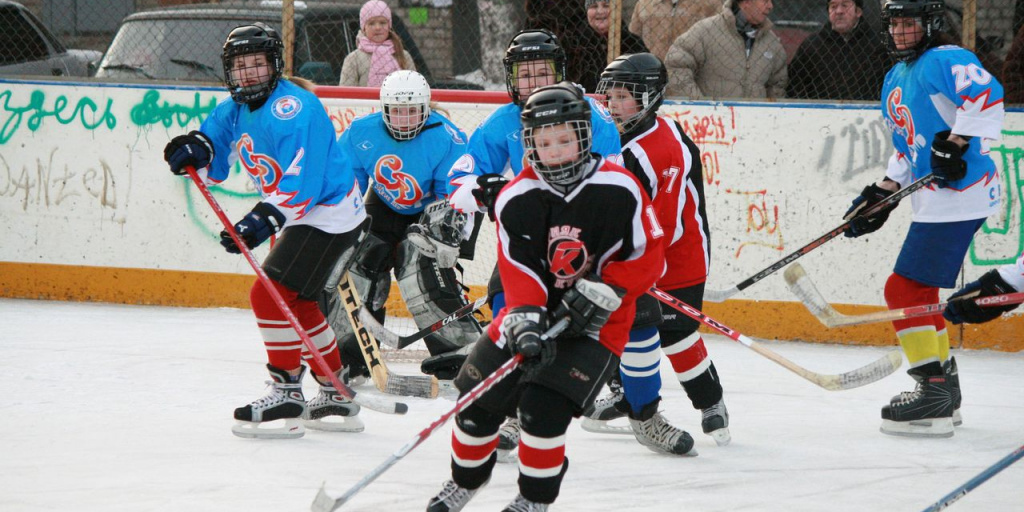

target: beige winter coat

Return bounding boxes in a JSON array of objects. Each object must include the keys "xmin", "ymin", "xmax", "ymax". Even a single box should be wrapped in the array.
[
  {"xmin": 629, "ymin": 0, "xmax": 721, "ymax": 62},
  {"xmin": 664, "ymin": 0, "xmax": 787, "ymax": 99},
  {"xmin": 338, "ymin": 40, "xmax": 416, "ymax": 86}
]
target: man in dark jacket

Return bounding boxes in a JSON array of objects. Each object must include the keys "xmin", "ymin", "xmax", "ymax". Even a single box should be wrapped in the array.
[{"xmin": 786, "ymin": 0, "xmax": 889, "ymax": 100}]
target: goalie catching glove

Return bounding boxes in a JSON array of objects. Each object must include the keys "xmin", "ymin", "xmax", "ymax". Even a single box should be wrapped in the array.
[
  {"xmin": 553, "ymin": 275, "xmax": 626, "ymax": 338},
  {"xmin": 406, "ymin": 205, "xmax": 467, "ymax": 268},
  {"xmin": 503, "ymin": 306, "xmax": 554, "ymax": 371},
  {"xmin": 220, "ymin": 202, "xmax": 285, "ymax": 253},
  {"xmin": 943, "ymin": 270, "xmax": 1019, "ymax": 324},
  {"xmin": 843, "ymin": 180, "xmax": 899, "ymax": 238}
]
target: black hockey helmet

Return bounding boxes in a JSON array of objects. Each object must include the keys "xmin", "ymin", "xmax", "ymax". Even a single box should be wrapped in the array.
[
  {"xmin": 503, "ymin": 29, "xmax": 567, "ymax": 106},
  {"xmin": 596, "ymin": 52, "xmax": 667, "ymax": 134},
  {"xmin": 222, "ymin": 22, "xmax": 284, "ymax": 104},
  {"xmin": 880, "ymin": 0, "xmax": 946, "ymax": 62},
  {"xmin": 520, "ymin": 82, "xmax": 593, "ymax": 191}
]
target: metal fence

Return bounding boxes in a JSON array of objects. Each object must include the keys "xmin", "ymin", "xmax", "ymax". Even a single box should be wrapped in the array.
[{"xmin": 2, "ymin": 0, "xmax": 1023, "ymax": 103}]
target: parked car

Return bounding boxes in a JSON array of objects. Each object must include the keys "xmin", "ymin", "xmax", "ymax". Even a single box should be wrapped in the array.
[
  {"xmin": 94, "ymin": 1, "xmax": 481, "ymax": 90},
  {"xmin": 0, "ymin": 0, "xmax": 102, "ymax": 77}
]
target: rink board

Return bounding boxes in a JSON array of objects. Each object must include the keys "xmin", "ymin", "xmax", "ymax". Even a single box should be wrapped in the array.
[{"xmin": 0, "ymin": 80, "xmax": 1020, "ymax": 348}]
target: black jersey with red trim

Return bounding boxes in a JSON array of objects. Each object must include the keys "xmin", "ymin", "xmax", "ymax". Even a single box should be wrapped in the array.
[
  {"xmin": 620, "ymin": 117, "xmax": 710, "ymax": 289},
  {"xmin": 488, "ymin": 156, "xmax": 665, "ymax": 356}
]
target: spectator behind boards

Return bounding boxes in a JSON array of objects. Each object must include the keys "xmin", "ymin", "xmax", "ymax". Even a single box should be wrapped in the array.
[
  {"xmin": 786, "ymin": 0, "xmax": 890, "ymax": 100},
  {"xmin": 568, "ymin": 0, "xmax": 648, "ymax": 92},
  {"xmin": 629, "ymin": 0, "xmax": 721, "ymax": 62},
  {"xmin": 339, "ymin": 0, "xmax": 416, "ymax": 86},
  {"xmin": 664, "ymin": 0, "xmax": 787, "ymax": 99},
  {"xmin": 1002, "ymin": 23, "xmax": 1024, "ymax": 104}
]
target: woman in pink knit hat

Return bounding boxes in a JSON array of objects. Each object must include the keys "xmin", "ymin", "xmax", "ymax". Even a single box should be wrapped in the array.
[{"xmin": 339, "ymin": 0, "xmax": 416, "ymax": 86}]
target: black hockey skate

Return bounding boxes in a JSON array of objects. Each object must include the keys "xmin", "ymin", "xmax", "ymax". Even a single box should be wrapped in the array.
[
  {"xmin": 701, "ymin": 398, "xmax": 731, "ymax": 446},
  {"xmin": 628, "ymin": 398, "xmax": 697, "ymax": 456},
  {"xmin": 881, "ymin": 365, "xmax": 954, "ymax": 438},
  {"xmin": 580, "ymin": 376, "xmax": 632, "ymax": 435},
  {"xmin": 232, "ymin": 364, "xmax": 307, "ymax": 439},
  {"xmin": 502, "ymin": 494, "xmax": 549, "ymax": 511},
  {"xmin": 304, "ymin": 374, "xmax": 364, "ymax": 433},
  {"xmin": 426, "ymin": 479, "xmax": 486, "ymax": 512},
  {"xmin": 496, "ymin": 417, "xmax": 521, "ymax": 463},
  {"xmin": 945, "ymin": 357, "xmax": 962, "ymax": 426}
]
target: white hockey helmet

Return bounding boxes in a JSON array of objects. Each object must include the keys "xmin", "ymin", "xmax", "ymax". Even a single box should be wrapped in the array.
[{"xmin": 380, "ymin": 70, "xmax": 431, "ymax": 140}]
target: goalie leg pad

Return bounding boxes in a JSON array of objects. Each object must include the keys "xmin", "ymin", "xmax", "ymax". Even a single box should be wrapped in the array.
[
  {"xmin": 395, "ymin": 239, "xmax": 482, "ymax": 355},
  {"xmin": 263, "ymin": 224, "xmax": 364, "ymax": 300}
]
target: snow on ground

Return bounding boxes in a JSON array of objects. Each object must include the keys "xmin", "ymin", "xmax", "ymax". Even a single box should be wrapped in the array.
[{"xmin": 2, "ymin": 299, "xmax": 1022, "ymax": 512}]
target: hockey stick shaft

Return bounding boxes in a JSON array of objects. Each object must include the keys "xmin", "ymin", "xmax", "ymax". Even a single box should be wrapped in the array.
[
  {"xmin": 361, "ymin": 295, "xmax": 488, "ymax": 350},
  {"xmin": 184, "ymin": 167, "xmax": 407, "ymax": 415},
  {"xmin": 648, "ymin": 287, "xmax": 902, "ymax": 390},
  {"xmin": 704, "ymin": 174, "xmax": 935, "ymax": 303},
  {"xmin": 921, "ymin": 444, "xmax": 1024, "ymax": 512},
  {"xmin": 312, "ymin": 318, "xmax": 570, "ymax": 512},
  {"xmin": 785, "ymin": 263, "xmax": 1024, "ymax": 328}
]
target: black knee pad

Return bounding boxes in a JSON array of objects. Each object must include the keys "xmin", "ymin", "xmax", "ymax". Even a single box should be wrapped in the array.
[
  {"xmin": 263, "ymin": 224, "xmax": 363, "ymax": 300},
  {"xmin": 518, "ymin": 384, "xmax": 575, "ymax": 437},
  {"xmin": 659, "ymin": 283, "xmax": 705, "ymax": 349},
  {"xmin": 631, "ymin": 293, "xmax": 663, "ymax": 330}
]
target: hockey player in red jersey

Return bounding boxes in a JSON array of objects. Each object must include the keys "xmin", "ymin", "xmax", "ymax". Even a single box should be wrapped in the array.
[
  {"xmin": 426, "ymin": 83, "xmax": 664, "ymax": 512},
  {"xmin": 583, "ymin": 53, "xmax": 729, "ymax": 449}
]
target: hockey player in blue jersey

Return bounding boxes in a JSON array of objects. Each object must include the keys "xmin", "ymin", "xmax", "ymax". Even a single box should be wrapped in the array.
[
  {"xmin": 163, "ymin": 23, "xmax": 368, "ymax": 439},
  {"xmin": 842, "ymin": 0, "xmax": 1004, "ymax": 438},
  {"xmin": 320, "ymin": 70, "xmax": 482, "ymax": 381},
  {"xmin": 444, "ymin": 28, "xmax": 623, "ymax": 461}
]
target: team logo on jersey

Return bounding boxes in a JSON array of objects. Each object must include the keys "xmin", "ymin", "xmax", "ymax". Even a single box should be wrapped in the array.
[
  {"xmin": 444, "ymin": 124, "xmax": 466, "ymax": 144},
  {"xmin": 885, "ymin": 88, "xmax": 917, "ymax": 150},
  {"xmin": 271, "ymin": 96, "xmax": 302, "ymax": 120},
  {"xmin": 374, "ymin": 154, "xmax": 424, "ymax": 208},
  {"xmin": 548, "ymin": 225, "xmax": 592, "ymax": 289},
  {"xmin": 591, "ymin": 98, "xmax": 614, "ymax": 124},
  {"xmin": 236, "ymin": 133, "xmax": 312, "ymax": 216}
]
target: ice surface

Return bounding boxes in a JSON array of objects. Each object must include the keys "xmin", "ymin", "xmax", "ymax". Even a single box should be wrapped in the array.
[{"xmin": 2, "ymin": 299, "xmax": 1021, "ymax": 512}]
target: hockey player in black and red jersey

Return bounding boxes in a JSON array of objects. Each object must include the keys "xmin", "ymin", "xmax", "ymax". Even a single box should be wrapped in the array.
[
  {"xmin": 426, "ymin": 83, "xmax": 664, "ymax": 512},
  {"xmin": 582, "ymin": 53, "xmax": 729, "ymax": 448}
]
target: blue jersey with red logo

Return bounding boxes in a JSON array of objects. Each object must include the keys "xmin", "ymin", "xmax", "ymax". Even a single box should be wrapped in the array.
[
  {"xmin": 200, "ymin": 79, "xmax": 366, "ymax": 234},
  {"xmin": 445, "ymin": 97, "xmax": 622, "ymax": 195},
  {"xmin": 341, "ymin": 110, "xmax": 467, "ymax": 215},
  {"xmin": 881, "ymin": 45, "xmax": 1004, "ymax": 223}
]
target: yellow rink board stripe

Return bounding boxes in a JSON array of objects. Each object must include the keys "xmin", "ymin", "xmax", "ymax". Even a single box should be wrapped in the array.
[{"xmin": 2, "ymin": 262, "xmax": 1021, "ymax": 351}]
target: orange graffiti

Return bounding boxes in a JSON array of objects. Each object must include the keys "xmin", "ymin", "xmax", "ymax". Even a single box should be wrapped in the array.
[{"xmin": 725, "ymin": 189, "xmax": 784, "ymax": 257}]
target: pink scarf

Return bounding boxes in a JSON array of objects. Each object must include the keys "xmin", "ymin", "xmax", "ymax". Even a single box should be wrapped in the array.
[{"xmin": 358, "ymin": 34, "xmax": 400, "ymax": 87}]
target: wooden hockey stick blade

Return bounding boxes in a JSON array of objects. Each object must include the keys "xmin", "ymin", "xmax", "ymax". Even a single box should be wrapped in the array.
[
  {"xmin": 704, "ymin": 174, "xmax": 935, "ymax": 303},
  {"xmin": 183, "ymin": 167, "xmax": 406, "ymax": 416},
  {"xmin": 312, "ymin": 319, "xmax": 571, "ymax": 512},
  {"xmin": 783, "ymin": 263, "xmax": 846, "ymax": 328},
  {"xmin": 339, "ymin": 273, "xmax": 439, "ymax": 399},
  {"xmin": 359, "ymin": 295, "xmax": 488, "ymax": 350},
  {"xmin": 648, "ymin": 286, "xmax": 902, "ymax": 391}
]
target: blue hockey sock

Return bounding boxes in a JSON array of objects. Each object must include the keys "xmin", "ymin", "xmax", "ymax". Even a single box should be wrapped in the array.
[{"xmin": 620, "ymin": 326, "xmax": 663, "ymax": 414}]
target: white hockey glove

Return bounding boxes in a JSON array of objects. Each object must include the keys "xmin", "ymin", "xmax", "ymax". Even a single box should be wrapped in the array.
[{"xmin": 406, "ymin": 206, "xmax": 466, "ymax": 268}]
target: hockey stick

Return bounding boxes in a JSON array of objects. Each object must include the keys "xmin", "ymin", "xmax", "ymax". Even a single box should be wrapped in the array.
[
  {"xmin": 648, "ymin": 286, "xmax": 902, "ymax": 391},
  {"xmin": 311, "ymin": 318, "xmax": 571, "ymax": 512},
  {"xmin": 183, "ymin": 166, "xmax": 407, "ymax": 415},
  {"xmin": 704, "ymin": 174, "xmax": 936, "ymax": 303},
  {"xmin": 359, "ymin": 295, "xmax": 488, "ymax": 349},
  {"xmin": 784, "ymin": 263, "xmax": 1024, "ymax": 328},
  {"xmin": 338, "ymin": 272, "xmax": 440, "ymax": 399},
  {"xmin": 920, "ymin": 443, "xmax": 1024, "ymax": 512}
]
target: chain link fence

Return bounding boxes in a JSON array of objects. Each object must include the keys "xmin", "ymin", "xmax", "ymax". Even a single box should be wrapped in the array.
[{"xmin": 1, "ymin": 0, "xmax": 1022, "ymax": 103}]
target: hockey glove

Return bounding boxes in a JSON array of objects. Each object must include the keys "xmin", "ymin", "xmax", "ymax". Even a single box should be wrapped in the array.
[
  {"xmin": 943, "ymin": 270, "xmax": 1019, "ymax": 324},
  {"xmin": 930, "ymin": 131, "xmax": 968, "ymax": 188},
  {"xmin": 553, "ymin": 275, "xmax": 626, "ymax": 338},
  {"xmin": 220, "ymin": 202, "xmax": 286, "ymax": 254},
  {"xmin": 472, "ymin": 173, "xmax": 510, "ymax": 221},
  {"xmin": 504, "ymin": 306, "xmax": 554, "ymax": 370},
  {"xmin": 843, "ymin": 182, "xmax": 899, "ymax": 238},
  {"xmin": 164, "ymin": 130, "xmax": 214, "ymax": 175},
  {"xmin": 406, "ymin": 207, "xmax": 466, "ymax": 268}
]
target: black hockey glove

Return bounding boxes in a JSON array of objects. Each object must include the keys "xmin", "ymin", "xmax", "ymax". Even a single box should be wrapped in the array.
[
  {"xmin": 943, "ymin": 270, "xmax": 1019, "ymax": 324},
  {"xmin": 164, "ymin": 130, "xmax": 214, "ymax": 175},
  {"xmin": 220, "ymin": 202, "xmax": 285, "ymax": 254},
  {"xmin": 503, "ymin": 306, "xmax": 554, "ymax": 371},
  {"xmin": 472, "ymin": 173, "xmax": 509, "ymax": 220},
  {"xmin": 843, "ymin": 181, "xmax": 899, "ymax": 238},
  {"xmin": 930, "ymin": 131, "xmax": 968, "ymax": 188},
  {"xmin": 553, "ymin": 275, "xmax": 626, "ymax": 338}
]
